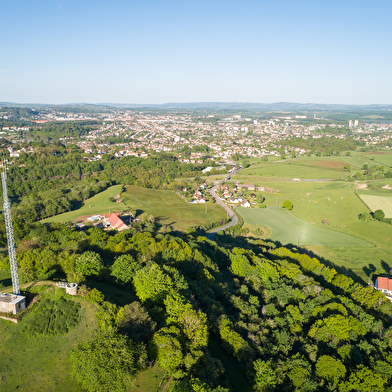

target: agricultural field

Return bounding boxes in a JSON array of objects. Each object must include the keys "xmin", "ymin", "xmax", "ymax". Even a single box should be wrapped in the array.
[
  {"xmin": 43, "ymin": 185, "xmax": 226, "ymax": 232},
  {"xmin": 236, "ymin": 206, "xmax": 370, "ymax": 247},
  {"xmin": 363, "ymin": 151, "xmax": 392, "ymax": 167},
  {"xmin": 228, "ymin": 154, "xmax": 392, "ymax": 279},
  {"xmin": 359, "ymin": 195, "xmax": 392, "ymax": 218},
  {"xmin": 234, "ymin": 156, "xmax": 352, "ymax": 181}
]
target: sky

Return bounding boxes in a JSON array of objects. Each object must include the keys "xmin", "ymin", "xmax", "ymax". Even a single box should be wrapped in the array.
[{"xmin": 1, "ymin": 0, "xmax": 392, "ymax": 105}]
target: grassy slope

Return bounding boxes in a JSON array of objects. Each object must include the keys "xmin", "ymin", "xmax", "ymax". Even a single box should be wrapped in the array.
[
  {"xmin": 121, "ymin": 185, "xmax": 225, "ymax": 231},
  {"xmin": 236, "ymin": 206, "xmax": 370, "ymax": 247},
  {"xmin": 43, "ymin": 185, "xmax": 226, "ymax": 232},
  {"xmin": 42, "ymin": 184, "xmax": 125, "ymax": 223}
]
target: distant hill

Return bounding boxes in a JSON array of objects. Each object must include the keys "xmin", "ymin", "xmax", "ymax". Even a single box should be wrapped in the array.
[
  {"xmin": 0, "ymin": 106, "xmax": 39, "ymax": 118},
  {"xmin": 2, "ymin": 101, "xmax": 392, "ymax": 113}
]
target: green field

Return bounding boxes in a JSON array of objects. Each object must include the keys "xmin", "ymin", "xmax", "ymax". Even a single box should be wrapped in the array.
[
  {"xmin": 363, "ymin": 151, "xmax": 392, "ymax": 167},
  {"xmin": 42, "ymin": 185, "xmax": 126, "ymax": 223},
  {"xmin": 234, "ymin": 156, "xmax": 352, "ymax": 181},
  {"xmin": 226, "ymin": 153, "xmax": 392, "ymax": 279},
  {"xmin": 358, "ymin": 195, "xmax": 392, "ymax": 218},
  {"xmin": 237, "ymin": 207, "xmax": 370, "ymax": 247},
  {"xmin": 253, "ymin": 180, "xmax": 363, "ymax": 229},
  {"xmin": 43, "ymin": 185, "xmax": 226, "ymax": 232}
]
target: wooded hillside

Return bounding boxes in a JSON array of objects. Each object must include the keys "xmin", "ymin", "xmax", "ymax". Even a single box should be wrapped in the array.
[{"xmin": 1, "ymin": 221, "xmax": 392, "ymax": 391}]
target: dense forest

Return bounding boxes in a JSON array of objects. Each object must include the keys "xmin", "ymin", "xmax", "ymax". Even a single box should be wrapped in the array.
[
  {"xmin": 3, "ymin": 144, "xmax": 204, "ymax": 223},
  {"xmin": 1, "ymin": 220, "xmax": 392, "ymax": 391}
]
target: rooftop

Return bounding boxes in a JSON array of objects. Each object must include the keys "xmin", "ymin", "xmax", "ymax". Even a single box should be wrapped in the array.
[{"xmin": 0, "ymin": 293, "xmax": 25, "ymax": 304}]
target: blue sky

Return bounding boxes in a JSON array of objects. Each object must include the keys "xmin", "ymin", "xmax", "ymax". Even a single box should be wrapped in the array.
[{"xmin": 1, "ymin": 0, "xmax": 391, "ymax": 104}]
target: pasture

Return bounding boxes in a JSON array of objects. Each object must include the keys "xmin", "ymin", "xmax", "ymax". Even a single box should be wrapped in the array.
[
  {"xmin": 236, "ymin": 206, "xmax": 370, "ymax": 247},
  {"xmin": 43, "ymin": 185, "xmax": 226, "ymax": 232},
  {"xmin": 363, "ymin": 151, "xmax": 392, "ymax": 167}
]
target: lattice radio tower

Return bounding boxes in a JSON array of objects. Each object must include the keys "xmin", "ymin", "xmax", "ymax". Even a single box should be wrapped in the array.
[{"xmin": 1, "ymin": 168, "xmax": 20, "ymax": 295}]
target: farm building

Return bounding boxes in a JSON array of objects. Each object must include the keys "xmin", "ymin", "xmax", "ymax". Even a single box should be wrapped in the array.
[
  {"xmin": 105, "ymin": 213, "xmax": 129, "ymax": 231},
  {"xmin": 374, "ymin": 277, "xmax": 392, "ymax": 300},
  {"xmin": 0, "ymin": 293, "xmax": 26, "ymax": 315}
]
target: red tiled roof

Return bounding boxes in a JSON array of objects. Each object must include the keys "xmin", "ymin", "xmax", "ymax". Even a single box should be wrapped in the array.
[
  {"xmin": 377, "ymin": 277, "xmax": 392, "ymax": 291},
  {"xmin": 107, "ymin": 213, "xmax": 129, "ymax": 231}
]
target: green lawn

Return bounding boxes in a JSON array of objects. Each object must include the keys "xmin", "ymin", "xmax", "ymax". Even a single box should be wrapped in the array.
[
  {"xmin": 120, "ymin": 186, "xmax": 225, "ymax": 231},
  {"xmin": 43, "ymin": 185, "xmax": 226, "ymax": 232},
  {"xmin": 237, "ymin": 207, "xmax": 370, "ymax": 247}
]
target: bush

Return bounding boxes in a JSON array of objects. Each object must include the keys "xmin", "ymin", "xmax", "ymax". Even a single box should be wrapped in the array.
[{"xmin": 23, "ymin": 291, "xmax": 80, "ymax": 335}]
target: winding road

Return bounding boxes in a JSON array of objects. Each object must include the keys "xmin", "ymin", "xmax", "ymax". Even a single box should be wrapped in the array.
[{"xmin": 206, "ymin": 165, "xmax": 243, "ymax": 239}]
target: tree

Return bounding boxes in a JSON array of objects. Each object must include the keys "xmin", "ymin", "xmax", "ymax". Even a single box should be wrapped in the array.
[
  {"xmin": 69, "ymin": 331, "xmax": 147, "ymax": 392},
  {"xmin": 117, "ymin": 301, "xmax": 156, "ymax": 342},
  {"xmin": 339, "ymin": 365, "xmax": 386, "ymax": 392},
  {"xmin": 321, "ymin": 218, "xmax": 330, "ymax": 227},
  {"xmin": 359, "ymin": 212, "xmax": 372, "ymax": 221},
  {"xmin": 256, "ymin": 194, "xmax": 265, "ymax": 203},
  {"xmin": 373, "ymin": 209, "xmax": 385, "ymax": 220},
  {"xmin": 133, "ymin": 263, "xmax": 174, "ymax": 304},
  {"xmin": 253, "ymin": 359, "xmax": 277, "ymax": 392},
  {"xmin": 75, "ymin": 251, "xmax": 104, "ymax": 277},
  {"xmin": 111, "ymin": 254, "xmax": 141, "ymax": 285},
  {"xmin": 150, "ymin": 326, "xmax": 184, "ymax": 374},
  {"xmin": 85, "ymin": 288, "xmax": 105, "ymax": 303},
  {"xmin": 282, "ymin": 200, "xmax": 293, "ymax": 210},
  {"xmin": 316, "ymin": 355, "xmax": 346, "ymax": 390}
]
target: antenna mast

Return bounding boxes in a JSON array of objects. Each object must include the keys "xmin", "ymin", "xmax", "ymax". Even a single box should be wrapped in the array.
[{"xmin": 1, "ymin": 169, "xmax": 20, "ymax": 295}]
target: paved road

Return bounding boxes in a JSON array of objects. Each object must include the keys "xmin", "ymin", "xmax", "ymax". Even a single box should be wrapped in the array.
[{"xmin": 206, "ymin": 166, "xmax": 243, "ymax": 239}]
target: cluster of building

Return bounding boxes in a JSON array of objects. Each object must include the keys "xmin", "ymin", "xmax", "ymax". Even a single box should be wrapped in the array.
[
  {"xmin": 2, "ymin": 107, "xmax": 392, "ymax": 170},
  {"xmin": 77, "ymin": 212, "xmax": 136, "ymax": 232}
]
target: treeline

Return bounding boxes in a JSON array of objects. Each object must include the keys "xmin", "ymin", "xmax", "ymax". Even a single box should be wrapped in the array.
[
  {"xmin": 283, "ymin": 137, "xmax": 364, "ymax": 156},
  {"xmin": 4, "ymin": 145, "xmax": 205, "ymax": 222},
  {"xmin": 29, "ymin": 120, "xmax": 99, "ymax": 141},
  {"xmin": 1, "ymin": 221, "xmax": 392, "ymax": 391}
]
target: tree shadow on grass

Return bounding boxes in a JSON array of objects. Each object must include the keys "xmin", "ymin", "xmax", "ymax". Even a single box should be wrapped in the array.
[
  {"xmin": 381, "ymin": 260, "xmax": 392, "ymax": 275},
  {"xmin": 0, "ymin": 277, "xmax": 11, "ymax": 287}
]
